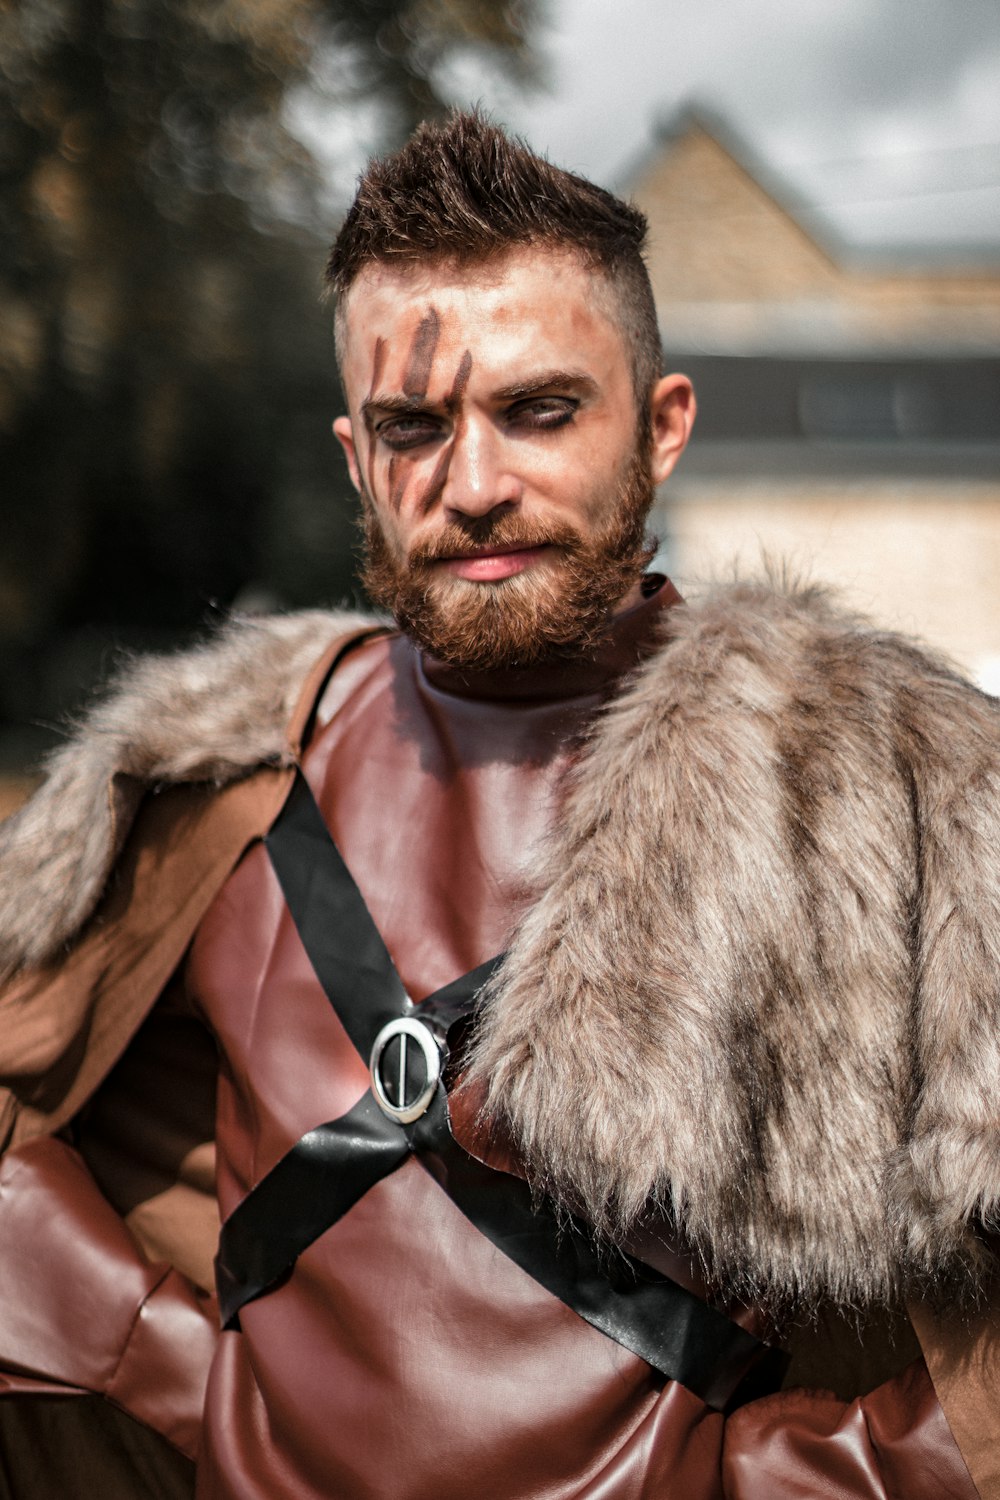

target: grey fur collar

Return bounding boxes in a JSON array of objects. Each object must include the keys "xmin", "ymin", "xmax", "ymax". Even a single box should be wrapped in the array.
[{"xmin": 4, "ymin": 583, "xmax": 1000, "ymax": 1310}]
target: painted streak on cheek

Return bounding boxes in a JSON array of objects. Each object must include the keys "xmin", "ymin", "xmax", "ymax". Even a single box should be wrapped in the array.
[
  {"xmin": 420, "ymin": 349, "xmax": 473, "ymax": 516},
  {"xmin": 388, "ymin": 454, "xmax": 406, "ymax": 514}
]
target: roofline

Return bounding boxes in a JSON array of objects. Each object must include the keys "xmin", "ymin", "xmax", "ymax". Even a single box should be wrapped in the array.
[
  {"xmin": 615, "ymin": 101, "xmax": 1000, "ymax": 274},
  {"xmin": 614, "ymin": 101, "xmax": 849, "ymax": 267}
]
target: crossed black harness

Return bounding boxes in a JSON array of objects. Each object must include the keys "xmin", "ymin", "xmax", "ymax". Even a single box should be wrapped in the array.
[{"xmin": 214, "ymin": 770, "xmax": 783, "ymax": 1411}]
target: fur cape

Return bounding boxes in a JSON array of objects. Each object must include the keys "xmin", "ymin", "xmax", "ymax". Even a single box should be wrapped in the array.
[{"xmin": 3, "ymin": 583, "xmax": 1000, "ymax": 1314}]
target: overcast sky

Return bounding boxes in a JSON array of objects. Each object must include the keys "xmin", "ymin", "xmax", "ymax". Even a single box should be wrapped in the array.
[{"xmin": 450, "ymin": 0, "xmax": 1000, "ymax": 251}]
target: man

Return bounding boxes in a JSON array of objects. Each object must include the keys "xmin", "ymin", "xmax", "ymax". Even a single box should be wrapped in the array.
[{"xmin": 0, "ymin": 112, "xmax": 998, "ymax": 1498}]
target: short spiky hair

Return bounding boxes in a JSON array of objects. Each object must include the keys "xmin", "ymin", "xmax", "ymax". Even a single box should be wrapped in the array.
[{"xmin": 326, "ymin": 111, "xmax": 662, "ymax": 408}]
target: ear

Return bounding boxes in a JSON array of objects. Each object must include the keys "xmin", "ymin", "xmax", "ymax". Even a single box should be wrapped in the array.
[
  {"xmin": 648, "ymin": 374, "xmax": 696, "ymax": 486},
  {"xmin": 333, "ymin": 415, "xmax": 362, "ymax": 492}
]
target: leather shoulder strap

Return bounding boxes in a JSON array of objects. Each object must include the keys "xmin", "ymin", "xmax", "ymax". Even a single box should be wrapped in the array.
[{"xmin": 283, "ymin": 624, "xmax": 389, "ymax": 759}]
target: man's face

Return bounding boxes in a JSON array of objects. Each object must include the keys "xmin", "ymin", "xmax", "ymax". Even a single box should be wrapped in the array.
[{"xmin": 334, "ymin": 248, "xmax": 692, "ymax": 670}]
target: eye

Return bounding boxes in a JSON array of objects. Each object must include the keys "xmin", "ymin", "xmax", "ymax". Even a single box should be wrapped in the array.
[
  {"xmin": 376, "ymin": 415, "xmax": 442, "ymax": 451},
  {"xmin": 506, "ymin": 397, "xmax": 578, "ymax": 430}
]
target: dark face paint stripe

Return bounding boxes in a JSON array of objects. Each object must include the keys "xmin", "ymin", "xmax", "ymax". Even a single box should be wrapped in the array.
[
  {"xmin": 388, "ymin": 454, "xmax": 405, "ymax": 514},
  {"xmin": 445, "ymin": 349, "xmax": 473, "ymax": 412},
  {"xmin": 402, "ymin": 308, "xmax": 440, "ymax": 398},
  {"xmin": 420, "ymin": 349, "xmax": 473, "ymax": 515},
  {"xmin": 420, "ymin": 445, "xmax": 453, "ymax": 515},
  {"xmin": 366, "ymin": 336, "xmax": 387, "ymax": 402},
  {"xmin": 365, "ymin": 337, "xmax": 387, "ymax": 498}
]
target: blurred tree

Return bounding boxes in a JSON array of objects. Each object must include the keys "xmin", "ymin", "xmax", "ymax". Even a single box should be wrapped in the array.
[{"xmin": 0, "ymin": 0, "xmax": 538, "ymax": 745}]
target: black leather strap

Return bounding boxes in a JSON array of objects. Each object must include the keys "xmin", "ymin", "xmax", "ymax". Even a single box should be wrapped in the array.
[
  {"xmin": 215, "ymin": 1091, "xmax": 411, "ymax": 1327},
  {"xmin": 217, "ymin": 773, "xmax": 501, "ymax": 1330},
  {"xmin": 264, "ymin": 770, "xmax": 406, "ymax": 1052},
  {"xmin": 215, "ymin": 771, "xmax": 778, "ymax": 1408},
  {"xmin": 408, "ymin": 1104, "xmax": 769, "ymax": 1412}
]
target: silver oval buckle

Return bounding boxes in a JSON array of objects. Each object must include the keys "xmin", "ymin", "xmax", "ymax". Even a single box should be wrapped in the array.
[{"xmin": 369, "ymin": 1016, "xmax": 442, "ymax": 1124}]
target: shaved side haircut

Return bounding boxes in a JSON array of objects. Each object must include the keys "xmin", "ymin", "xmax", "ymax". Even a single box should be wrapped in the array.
[{"xmin": 326, "ymin": 111, "xmax": 662, "ymax": 413}]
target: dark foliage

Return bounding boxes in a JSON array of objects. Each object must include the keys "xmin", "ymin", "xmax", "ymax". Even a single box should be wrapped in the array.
[{"xmin": 0, "ymin": 0, "xmax": 537, "ymax": 756}]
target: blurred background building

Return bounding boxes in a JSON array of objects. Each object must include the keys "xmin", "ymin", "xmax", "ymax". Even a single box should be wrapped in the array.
[{"xmin": 629, "ymin": 110, "xmax": 1000, "ymax": 686}]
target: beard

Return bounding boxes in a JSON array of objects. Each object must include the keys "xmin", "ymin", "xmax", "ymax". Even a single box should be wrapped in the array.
[{"xmin": 360, "ymin": 443, "xmax": 657, "ymax": 673}]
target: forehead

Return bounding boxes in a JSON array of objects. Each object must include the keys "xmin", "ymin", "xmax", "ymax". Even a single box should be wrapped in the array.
[{"xmin": 338, "ymin": 249, "xmax": 628, "ymax": 398}]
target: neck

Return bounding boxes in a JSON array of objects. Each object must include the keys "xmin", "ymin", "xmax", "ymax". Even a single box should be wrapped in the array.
[{"xmin": 418, "ymin": 575, "xmax": 682, "ymax": 702}]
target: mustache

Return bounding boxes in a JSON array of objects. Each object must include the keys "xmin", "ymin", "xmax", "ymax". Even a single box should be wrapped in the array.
[{"xmin": 406, "ymin": 513, "xmax": 584, "ymax": 568}]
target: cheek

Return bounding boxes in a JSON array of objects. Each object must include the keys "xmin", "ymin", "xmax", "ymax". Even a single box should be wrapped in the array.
[
  {"xmin": 543, "ymin": 452, "xmax": 621, "ymax": 521},
  {"xmin": 365, "ymin": 466, "xmax": 428, "ymax": 559},
  {"xmin": 366, "ymin": 495, "xmax": 406, "ymax": 562},
  {"xmin": 372, "ymin": 444, "xmax": 454, "ymax": 521},
  {"xmin": 561, "ymin": 421, "xmax": 638, "ymax": 510}
]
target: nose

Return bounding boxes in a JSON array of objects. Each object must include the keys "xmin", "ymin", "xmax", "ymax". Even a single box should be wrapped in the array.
[{"xmin": 442, "ymin": 415, "xmax": 521, "ymax": 519}]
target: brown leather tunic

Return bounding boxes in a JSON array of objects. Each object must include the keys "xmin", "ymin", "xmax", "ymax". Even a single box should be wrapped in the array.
[
  {"xmin": 188, "ymin": 581, "xmax": 728, "ymax": 1500},
  {"xmin": 183, "ymin": 578, "xmax": 976, "ymax": 1500}
]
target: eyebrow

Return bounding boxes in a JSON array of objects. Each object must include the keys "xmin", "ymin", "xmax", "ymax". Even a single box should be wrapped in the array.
[
  {"xmin": 360, "ymin": 392, "xmax": 427, "ymax": 425},
  {"xmin": 362, "ymin": 368, "xmax": 598, "ymax": 425},
  {"xmin": 491, "ymin": 369, "xmax": 599, "ymax": 402}
]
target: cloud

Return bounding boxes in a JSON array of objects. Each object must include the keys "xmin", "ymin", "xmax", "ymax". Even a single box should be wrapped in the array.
[{"xmin": 491, "ymin": 0, "xmax": 1000, "ymax": 245}]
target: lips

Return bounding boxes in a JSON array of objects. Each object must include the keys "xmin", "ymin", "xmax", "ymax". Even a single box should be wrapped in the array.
[{"xmin": 436, "ymin": 543, "xmax": 554, "ymax": 581}]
